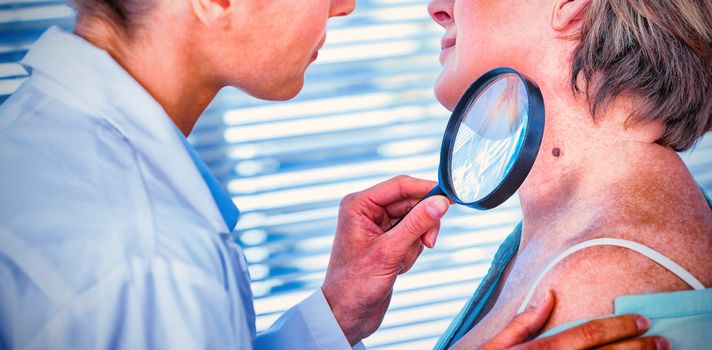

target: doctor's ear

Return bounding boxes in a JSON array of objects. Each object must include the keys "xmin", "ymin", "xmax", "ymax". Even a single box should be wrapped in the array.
[
  {"xmin": 191, "ymin": 0, "xmax": 231, "ymax": 26},
  {"xmin": 551, "ymin": 0, "xmax": 590, "ymax": 33}
]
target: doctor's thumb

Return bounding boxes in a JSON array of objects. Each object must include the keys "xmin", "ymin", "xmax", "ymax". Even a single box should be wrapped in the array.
[
  {"xmin": 424, "ymin": 196, "xmax": 450, "ymax": 220},
  {"xmin": 386, "ymin": 196, "xmax": 449, "ymax": 249}
]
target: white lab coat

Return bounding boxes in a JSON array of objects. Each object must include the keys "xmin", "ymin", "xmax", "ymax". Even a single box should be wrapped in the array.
[{"xmin": 0, "ymin": 27, "xmax": 364, "ymax": 350}]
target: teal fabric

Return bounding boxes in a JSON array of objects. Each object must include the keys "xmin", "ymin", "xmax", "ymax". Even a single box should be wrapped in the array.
[
  {"xmin": 537, "ymin": 289, "xmax": 712, "ymax": 349},
  {"xmin": 434, "ymin": 224, "xmax": 523, "ymax": 349},
  {"xmin": 435, "ymin": 189, "xmax": 712, "ymax": 349}
]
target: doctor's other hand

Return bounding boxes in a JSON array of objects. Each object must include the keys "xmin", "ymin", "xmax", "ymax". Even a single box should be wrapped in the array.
[
  {"xmin": 322, "ymin": 175, "xmax": 450, "ymax": 345},
  {"xmin": 480, "ymin": 291, "xmax": 671, "ymax": 350}
]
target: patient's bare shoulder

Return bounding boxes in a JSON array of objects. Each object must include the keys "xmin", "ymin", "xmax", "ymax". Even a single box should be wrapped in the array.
[{"xmin": 528, "ymin": 244, "xmax": 692, "ymax": 332}]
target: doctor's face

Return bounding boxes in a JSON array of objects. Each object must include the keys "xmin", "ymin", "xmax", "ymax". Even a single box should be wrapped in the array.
[
  {"xmin": 215, "ymin": 0, "xmax": 355, "ymax": 100},
  {"xmin": 428, "ymin": 0, "xmax": 546, "ymax": 110}
]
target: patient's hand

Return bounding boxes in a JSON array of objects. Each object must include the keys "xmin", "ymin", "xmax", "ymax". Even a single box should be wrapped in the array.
[{"xmin": 477, "ymin": 292, "xmax": 669, "ymax": 350}]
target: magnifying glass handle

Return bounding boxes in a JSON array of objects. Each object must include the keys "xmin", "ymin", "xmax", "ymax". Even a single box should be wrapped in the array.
[
  {"xmin": 388, "ymin": 185, "xmax": 446, "ymax": 231},
  {"xmin": 422, "ymin": 185, "xmax": 446, "ymax": 199}
]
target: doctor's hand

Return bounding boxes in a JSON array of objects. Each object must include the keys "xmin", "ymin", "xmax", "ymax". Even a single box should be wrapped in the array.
[
  {"xmin": 480, "ymin": 291, "xmax": 670, "ymax": 350},
  {"xmin": 322, "ymin": 176, "xmax": 450, "ymax": 346}
]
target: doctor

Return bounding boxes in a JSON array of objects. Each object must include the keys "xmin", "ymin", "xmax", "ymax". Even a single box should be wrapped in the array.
[{"xmin": 0, "ymin": 0, "xmax": 659, "ymax": 349}]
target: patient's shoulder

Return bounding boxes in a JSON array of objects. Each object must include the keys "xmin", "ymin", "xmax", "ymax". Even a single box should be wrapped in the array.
[{"xmin": 529, "ymin": 242, "xmax": 693, "ymax": 332}]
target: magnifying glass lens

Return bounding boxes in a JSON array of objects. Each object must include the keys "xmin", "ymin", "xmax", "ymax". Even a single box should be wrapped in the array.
[
  {"xmin": 450, "ymin": 74, "xmax": 529, "ymax": 203},
  {"xmin": 389, "ymin": 68, "xmax": 542, "ymax": 232}
]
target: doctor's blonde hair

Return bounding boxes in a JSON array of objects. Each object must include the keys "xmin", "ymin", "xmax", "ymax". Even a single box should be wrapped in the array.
[
  {"xmin": 70, "ymin": 0, "xmax": 151, "ymax": 36},
  {"xmin": 572, "ymin": 0, "xmax": 712, "ymax": 151}
]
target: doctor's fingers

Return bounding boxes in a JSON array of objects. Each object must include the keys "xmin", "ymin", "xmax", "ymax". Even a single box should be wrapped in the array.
[
  {"xmin": 384, "ymin": 197, "xmax": 422, "ymax": 222},
  {"xmin": 359, "ymin": 175, "xmax": 437, "ymax": 208},
  {"xmin": 385, "ymin": 195, "xmax": 453, "ymax": 222},
  {"xmin": 398, "ymin": 222, "xmax": 440, "ymax": 274},
  {"xmin": 383, "ymin": 196, "xmax": 449, "ymax": 255},
  {"xmin": 398, "ymin": 239, "xmax": 425, "ymax": 275}
]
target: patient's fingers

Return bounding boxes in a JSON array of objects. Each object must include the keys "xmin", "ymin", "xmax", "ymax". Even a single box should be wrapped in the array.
[
  {"xmin": 482, "ymin": 291, "xmax": 555, "ymax": 349},
  {"xmin": 524, "ymin": 314, "xmax": 653, "ymax": 350},
  {"xmin": 596, "ymin": 336, "xmax": 671, "ymax": 350},
  {"xmin": 479, "ymin": 292, "xmax": 669, "ymax": 350}
]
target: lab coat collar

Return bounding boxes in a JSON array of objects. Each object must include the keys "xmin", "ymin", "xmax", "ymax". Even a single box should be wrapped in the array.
[{"xmin": 21, "ymin": 26, "xmax": 233, "ymax": 234}]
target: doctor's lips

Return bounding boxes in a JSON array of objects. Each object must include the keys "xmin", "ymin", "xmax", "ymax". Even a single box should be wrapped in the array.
[{"xmin": 312, "ymin": 37, "xmax": 326, "ymax": 61}]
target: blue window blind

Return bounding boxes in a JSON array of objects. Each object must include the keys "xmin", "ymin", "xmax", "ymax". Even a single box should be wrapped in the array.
[{"xmin": 2, "ymin": 1, "xmax": 711, "ymax": 348}]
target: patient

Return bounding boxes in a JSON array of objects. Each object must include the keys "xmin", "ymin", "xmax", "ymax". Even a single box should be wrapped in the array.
[{"xmin": 427, "ymin": 0, "xmax": 712, "ymax": 348}]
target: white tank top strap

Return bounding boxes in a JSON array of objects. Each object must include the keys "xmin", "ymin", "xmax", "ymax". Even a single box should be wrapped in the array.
[{"xmin": 517, "ymin": 238, "xmax": 705, "ymax": 314}]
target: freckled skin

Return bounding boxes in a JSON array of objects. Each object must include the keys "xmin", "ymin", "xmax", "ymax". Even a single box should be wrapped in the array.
[
  {"xmin": 429, "ymin": 0, "xmax": 712, "ymax": 347},
  {"xmin": 451, "ymin": 146, "xmax": 712, "ymax": 350}
]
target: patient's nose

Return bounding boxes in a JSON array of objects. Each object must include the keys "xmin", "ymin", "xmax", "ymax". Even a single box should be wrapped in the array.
[{"xmin": 428, "ymin": 0, "xmax": 454, "ymax": 28}]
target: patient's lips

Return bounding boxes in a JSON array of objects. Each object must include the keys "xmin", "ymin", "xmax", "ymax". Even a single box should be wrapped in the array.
[
  {"xmin": 440, "ymin": 36, "xmax": 456, "ymax": 64},
  {"xmin": 441, "ymin": 37, "xmax": 456, "ymax": 50}
]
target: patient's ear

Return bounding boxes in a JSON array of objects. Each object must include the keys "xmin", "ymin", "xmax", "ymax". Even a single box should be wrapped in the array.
[
  {"xmin": 551, "ymin": 0, "xmax": 590, "ymax": 33},
  {"xmin": 191, "ymin": 0, "xmax": 231, "ymax": 26}
]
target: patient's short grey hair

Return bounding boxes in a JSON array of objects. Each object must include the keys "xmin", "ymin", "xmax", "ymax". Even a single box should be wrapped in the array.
[{"xmin": 572, "ymin": 0, "xmax": 712, "ymax": 151}]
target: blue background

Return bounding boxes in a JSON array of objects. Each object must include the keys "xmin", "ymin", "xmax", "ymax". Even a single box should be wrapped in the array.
[{"xmin": 1, "ymin": 1, "xmax": 710, "ymax": 348}]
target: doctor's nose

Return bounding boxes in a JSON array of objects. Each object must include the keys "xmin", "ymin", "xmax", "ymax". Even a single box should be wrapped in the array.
[
  {"xmin": 330, "ymin": 0, "xmax": 356, "ymax": 17},
  {"xmin": 428, "ymin": 0, "xmax": 455, "ymax": 28}
]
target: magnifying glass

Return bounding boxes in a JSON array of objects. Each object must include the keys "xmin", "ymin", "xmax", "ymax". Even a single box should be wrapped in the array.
[{"xmin": 411, "ymin": 67, "xmax": 545, "ymax": 212}]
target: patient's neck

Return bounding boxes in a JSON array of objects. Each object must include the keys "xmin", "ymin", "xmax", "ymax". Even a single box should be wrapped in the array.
[{"xmin": 516, "ymin": 96, "xmax": 691, "ymax": 251}]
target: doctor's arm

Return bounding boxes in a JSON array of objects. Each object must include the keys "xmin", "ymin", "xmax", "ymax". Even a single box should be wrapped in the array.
[
  {"xmin": 255, "ymin": 176, "xmax": 664, "ymax": 349},
  {"xmin": 255, "ymin": 175, "xmax": 448, "ymax": 349}
]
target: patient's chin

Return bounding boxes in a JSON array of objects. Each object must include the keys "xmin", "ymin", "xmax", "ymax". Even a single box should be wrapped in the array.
[{"xmin": 433, "ymin": 78, "xmax": 457, "ymax": 112}]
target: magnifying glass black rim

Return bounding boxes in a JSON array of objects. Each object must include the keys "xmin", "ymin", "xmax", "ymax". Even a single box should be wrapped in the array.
[{"xmin": 438, "ymin": 67, "xmax": 545, "ymax": 210}]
